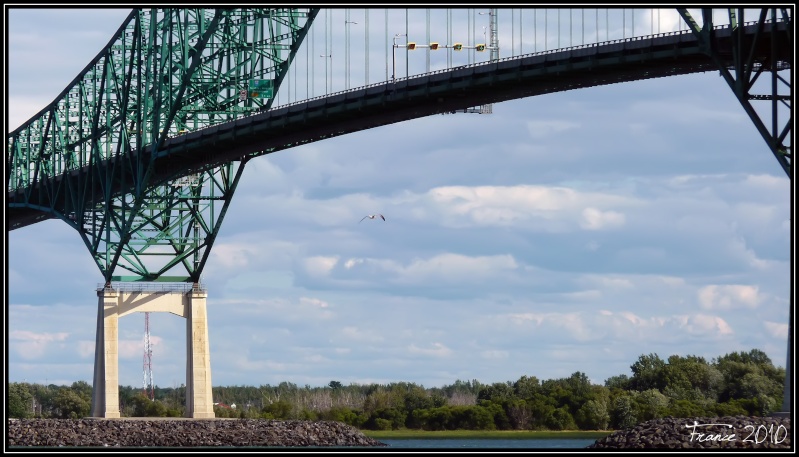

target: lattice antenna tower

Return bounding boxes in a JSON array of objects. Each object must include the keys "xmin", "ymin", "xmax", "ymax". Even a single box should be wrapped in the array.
[{"xmin": 142, "ymin": 312, "xmax": 154, "ymax": 401}]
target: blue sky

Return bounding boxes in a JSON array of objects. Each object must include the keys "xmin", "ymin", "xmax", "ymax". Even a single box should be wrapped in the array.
[{"xmin": 5, "ymin": 8, "xmax": 792, "ymax": 392}]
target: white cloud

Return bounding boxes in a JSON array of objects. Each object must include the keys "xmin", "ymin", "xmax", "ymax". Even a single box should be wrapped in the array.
[
  {"xmin": 119, "ymin": 339, "xmax": 144, "ymax": 360},
  {"xmin": 427, "ymin": 184, "xmax": 637, "ymax": 231},
  {"xmin": 6, "ymin": 8, "xmax": 789, "ymax": 389},
  {"xmin": 580, "ymin": 207, "xmax": 626, "ymax": 230},
  {"xmin": 77, "ymin": 341, "xmax": 96, "ymax": 358},
  {"xmin": 763, "ymin": 322, "xmax": 789, "ymax": 340},
  {"xmin": 337, "ymin": 326, "xmax": 386, "ymax": 343},
  {"xmin": 300, "ymin": 297, "xmax": 330, "ymax": 309},
  {"xmin": 8, "ymin": 331, "xmax": 69, "ymax": 359},
  {"xmin": 304, "ymin": 256, "xmax": 339, "ymax": 277},
  {"xmin": 675, "ymin": 314, "xmax": 734, "ymax": 336},
  {"xmin": 697, "ymin": 285, "xmax": 761, "ymax": 310},
  {"xmin": 344, "ymin": 258, "xmax": 365, "ymax": 269},
  {"xmin": 399, "ymin": 253, "xmax": 518, "ymax": 283},
  {"xmin": 408, "ymin": 342, "xmax": 453, "ymax": 357},
  {"xmin": 210, "ymin": 243, "xmax": 260, "ymax": 270}
]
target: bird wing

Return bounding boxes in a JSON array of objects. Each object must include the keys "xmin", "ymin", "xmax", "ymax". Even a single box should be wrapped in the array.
[
  {"xmin": 359, "ymin": 216, "xmax": 368, "ymax": 223},
  {"xmin": 379, "ymin": 214, "xmax": 386, "ymax": 221}
]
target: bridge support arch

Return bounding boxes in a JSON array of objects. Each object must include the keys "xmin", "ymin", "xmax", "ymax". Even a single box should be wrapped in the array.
[{"xmin": 90, "ymin": 283, "xmax": 214, "ymax": 418}]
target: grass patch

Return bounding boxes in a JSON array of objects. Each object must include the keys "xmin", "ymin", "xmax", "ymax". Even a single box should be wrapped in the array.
[{"xmin": 360, "ymin": 429, "xmax": 614, "ymax": 440}]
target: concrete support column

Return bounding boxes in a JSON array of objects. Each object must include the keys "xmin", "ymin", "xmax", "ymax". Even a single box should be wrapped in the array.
[
  {"xmin": 185, "ymin": 287, "xmax": 214, "ymax": 418},
  {"xmin": 780, "ymin": 313, "xmax": 792, "ymax": 414},
  {"xmin": 90, "ymin": 283, "xmax": 215, "ymax": 419},
  {"xmin": 90, "ymin": 287, "xmax": 120, "ymax": 418}
]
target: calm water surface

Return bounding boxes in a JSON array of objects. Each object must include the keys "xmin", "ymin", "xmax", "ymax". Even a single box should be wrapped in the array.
[{"xmin": 378, "ymin": 438, "xmax": 596, "ymax": 449}]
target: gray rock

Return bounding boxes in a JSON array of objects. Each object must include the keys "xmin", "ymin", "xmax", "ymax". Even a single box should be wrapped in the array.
[
  {"xmin": 7, "ymin": 418, "xmax": 388, "ymax": 448},
  {"xmin": 588, "ymin": 415, "xmax": 791, "ymax": 449}
]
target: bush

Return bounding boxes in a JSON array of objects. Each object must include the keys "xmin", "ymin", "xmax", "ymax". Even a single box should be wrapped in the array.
[{"xmin": 374, "ymin": 418, "xmax": 393, "ymax": 430}]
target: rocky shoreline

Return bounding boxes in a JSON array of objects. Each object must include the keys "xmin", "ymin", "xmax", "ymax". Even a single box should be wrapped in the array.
[
  {"xmin": 7, "ymin": 418, "xmax": 387, "ymax": 448},
  {"xmin": 588, "ymin": 415, "xmax": 791, "ymax": 449},
  {"xmin": 7, "ymin": 415, "xmax": 791, "ymax": 449}
]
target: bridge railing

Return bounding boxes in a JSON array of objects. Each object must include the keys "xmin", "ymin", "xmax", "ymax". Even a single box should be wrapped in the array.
[
  {"xmin": 7, "ymin": 10, "xmax": 790, "ymax": 194},
  {"xmin": 223, "ymin": 19, "xmax": 763, "ymax": 119},
  {"xmin": 97, "ymin": 282, "xmax": 206, "ymax": 294}
]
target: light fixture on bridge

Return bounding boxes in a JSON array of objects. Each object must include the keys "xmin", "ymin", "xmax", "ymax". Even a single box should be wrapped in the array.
[
  {"xmin": 407, "ymin": 42, "xmax": 416, "ymax": 50},
  {"xmin": 430, "ymin": 42, "xmax": 439, "ymax": 50},
  {"xmin": 320, "ymin": 54, "xmax": 332, "ymax": 93},
  {"xmin": 392, "ymin": 33, "xmax": 407, "ymax": 82},
  {"xmin": 476, "ymin": 44, "xmax": 486, "ymax": 52},
  {"xmin": 453, "ymin": 43, "xmax": 463, "ymax": 51}
]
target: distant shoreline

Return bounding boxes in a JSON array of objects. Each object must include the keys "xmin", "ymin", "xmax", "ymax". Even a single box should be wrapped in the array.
[{"xmin": 362, "ymin": 429, "xmax": 612, "ymax": 440}]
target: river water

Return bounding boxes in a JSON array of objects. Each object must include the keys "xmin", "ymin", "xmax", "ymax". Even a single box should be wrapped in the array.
[{"xmin": 376, "ymin": 438, "xmax": 597, "ymax": 449}]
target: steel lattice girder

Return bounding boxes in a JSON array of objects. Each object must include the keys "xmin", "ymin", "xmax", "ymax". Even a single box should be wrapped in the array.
[
  {"xmin": 89, "ymin": 162, "xmax": 246, "ymax": 283},
  {"xmin": 679, "ymin": 8, "xmax": 792, "ymax": 178},
  {"xmin": 7, "ymin": 8, "xmax": 319, "ymax": 282}
]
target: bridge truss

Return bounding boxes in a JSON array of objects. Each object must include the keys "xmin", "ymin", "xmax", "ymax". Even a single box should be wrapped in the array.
[
  {"xmin": 6, "ymin": 8, "xmax": 792, "ymax": 284},
  {"xmin": 7, "ymin": 8, "xmax": 318, "ymax": 283},
  {"xmin": 680, "ymin": 8, "xmax": 792, "ymax": 178}
]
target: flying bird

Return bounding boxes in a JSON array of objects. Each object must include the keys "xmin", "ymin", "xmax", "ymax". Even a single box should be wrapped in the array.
[{"xmin": 359, "ymin": 214, "xmax": 386, "ymax": 223}]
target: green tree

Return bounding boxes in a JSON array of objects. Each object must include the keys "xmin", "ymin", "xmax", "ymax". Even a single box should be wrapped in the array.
[
  {"xmin": 262, "ymin": 399, "xmax": 293, "ymax": 419},
  {"xmin": 479, "ymin": 401, "xmax": 509, "ymax": 430},
  {"xmin": 411, "ymin": 407, "xmax": 451, "ymax": 431},
  {"xmin": 629, "ymin": 353, "xmax": 666, "ymax": 391},
  {"xmin": 576, "ymin": 398, "xmax": 610, "ymax": 430},
  {"xmin": 666, "ymin": 399, "xmax": 708, "ymax": 417},
  {"xmin": 712, "ymin": 398, "xmax": 756, "ymax": 416},
  {"xmin": 505, "ymin": 399, "xmax": 534, "ymax": 430},
  {"xmin": 70, "ymin": 380, "xmax": 93, "ymax": 400},
  {"xmin": 714, "ymin": 349, "xmax": 785, "ymax": 413},
  {"xmin": 476, "ymin": 382, "xmax": 514, "ymax": 402},
  {"xmin": 52, "ymin": 388, "xmax": 91, "ymax": 419},
  {"xmin": 30, "ymin": 384, "xmax": 58, "ymax": 418},
  {"xmin": 634, "ymin": 389, "xmax": 669, "ymax": 421},
  {"xmin": 609, "ymin": 394, "xmax": 637, "ymax": 430},
  {"xmin": 462, "ymin": 405, "xmax": 497, "ymax": 430},
  {"xmin": 513, "ymin": 375, "xmax": 541, "ymax": 399},
  {"xmin": 403, "ymin": 385, "xmax": 437, "ymax": 428},
  {"xmin": 738, "ymin": 372, "xmax": 781, "ymax": 415},
  {"xmin": 662, "ymin": 354, "xmax": 722, "ymax": 402},
  {"xmin": 128, "ymin": 393, "xmax": 154, "ymax": 417},
  {"xmin": 546, "ymin": 406, "xmax": 576, "ymax": 430},
  {"xmin": 604, "ymin": 374, "xmax": 630, "ymax": 391},
  {"xmin": 8, "ymin": 383, "xmax": 35, "ymax": 418},
  {"xmin": 527, "ymin": 394, "xmax": 556, "ymax": 430},
  {"xmin": 320, "ymin": 406, "xmax": 360, "ymax": 426}
]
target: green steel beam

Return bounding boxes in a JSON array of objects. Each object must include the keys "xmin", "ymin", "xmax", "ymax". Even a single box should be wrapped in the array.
[
  {"xmin": 678, "ymin": 8, "xmax": 792, "ymax": 178},
  {"xmin": 6, "ymin": 8, "xmax": 790, "ymax": 286},
  {"xmin": 7, "ymin": 8, "xmax": 319, "ymax": 283}
]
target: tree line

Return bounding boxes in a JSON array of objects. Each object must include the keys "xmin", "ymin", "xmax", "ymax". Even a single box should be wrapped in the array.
[{"xmin": 8, "ymin": 348, "xmax": 785, "ymax": 431}]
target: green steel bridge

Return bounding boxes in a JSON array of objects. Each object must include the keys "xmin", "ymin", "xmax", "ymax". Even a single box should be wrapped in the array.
[{"xmin": 6, "ymin": 8, "xmax": 792, "ymax": 285}]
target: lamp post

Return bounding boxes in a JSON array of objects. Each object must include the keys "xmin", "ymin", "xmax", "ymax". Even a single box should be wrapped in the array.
[
  {"xmin": 320, "ymin": 54, "xmax": 332, "ymax": 93},
  {"xmin": 344, "ymin": 20, "xmax": 358, "ymax": 89},
  {"xmin": 392, "ymin": 33, "xmax": 406, "ymax": 83},
  {"xmin": 479, "ymin": 9, "xmax": 499, "ymax": 61}
]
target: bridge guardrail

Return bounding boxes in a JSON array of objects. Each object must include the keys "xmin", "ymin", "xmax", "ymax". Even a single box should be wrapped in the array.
[{"xmin": 97, "ymin": 282, "xmax": 206, "ymax": 293}]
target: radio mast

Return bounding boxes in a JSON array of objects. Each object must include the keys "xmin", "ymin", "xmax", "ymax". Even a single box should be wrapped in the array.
[{"xmin": 142, "ymin": 312, "xmax": 154, "ymax": 400}]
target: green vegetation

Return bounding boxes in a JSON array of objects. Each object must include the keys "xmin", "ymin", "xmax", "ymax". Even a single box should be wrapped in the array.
[
  {"xmin": 8, "ymin": 349, "xmax": 785, "ymax": 433},
  {"xmin": 361, "ymin": 429, "xmax": 611, "ymax": 440}
]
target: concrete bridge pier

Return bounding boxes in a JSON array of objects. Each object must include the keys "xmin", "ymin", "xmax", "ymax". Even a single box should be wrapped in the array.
[
  {"xmin": 90, "ymin": 283, "xmax": 215, "ymax": 418},
  {"xmin": 185, "ymin": 286, "xmax": 214, "ymax": 418}
]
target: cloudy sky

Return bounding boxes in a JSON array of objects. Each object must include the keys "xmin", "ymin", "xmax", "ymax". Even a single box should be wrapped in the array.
[{"xmin": 6, "ymin": 8, "xmax": 792, "ymax": 393}]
